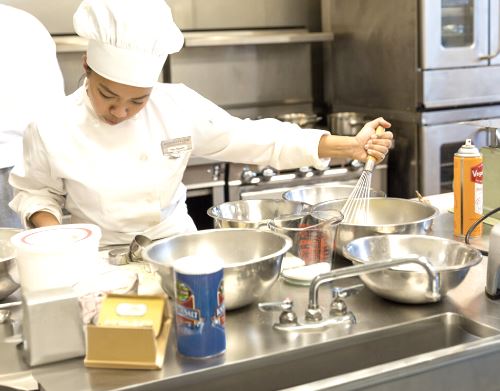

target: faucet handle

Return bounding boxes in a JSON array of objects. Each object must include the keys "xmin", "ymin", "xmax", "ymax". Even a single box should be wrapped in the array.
[
  {"xmin": 330, "ymin": 284, "xmax": 363, "ymax": 317},
  {"xmin": 258, "ymin": 298, "xmax": 293, "ymax": 312},
  {"xmin": 331, "ymin": 284, "xmax": 364, "ymax": 300},
  {"xmin": 258, "ymin": 298, "xmax": 298, "ymax": 325}
]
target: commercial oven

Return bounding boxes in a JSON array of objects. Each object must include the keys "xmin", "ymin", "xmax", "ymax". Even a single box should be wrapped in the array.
[
  {"xmin": 420, "ymin": 0, "xmax": 500, "ymax": 108},
  {"xmin": 226, "ymin": 161, "xmax": 387, "ymax": 201},
  {"xmin": 323, "ymin": 0, "xmax": 500, "ymax": 197},
  {"xmin": 374, "ymin": 106, "xmax": 494, "ymax": 197},
  {"xmin": 182, "ymin": 158, "xmax": 226, "ymax": 229}
]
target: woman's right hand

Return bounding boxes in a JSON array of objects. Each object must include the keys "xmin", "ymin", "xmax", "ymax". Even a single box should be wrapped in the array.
[
  {"xmin": 318, "ymin": 117, "xmax": 393, "ymax": 162},
  {"xmin": 353, "ymin": 117, "xmax": 393, "ymax": 163}
]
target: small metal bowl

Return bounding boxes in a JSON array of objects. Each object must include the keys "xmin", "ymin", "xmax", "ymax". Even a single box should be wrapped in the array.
[
  {"xmin": 142, "ymin": 229, "xmax": 292, "ymax": 310},
  {"xmin": 342, "ymin": 234, "xmax": 483, "ymax": 303},
  {"xmin": 207, "ymin": 199, "xmax": 309, "ymax": 229}
]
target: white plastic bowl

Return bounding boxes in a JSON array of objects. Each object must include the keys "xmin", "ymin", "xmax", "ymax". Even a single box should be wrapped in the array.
[{"xmin": 11, "ymin": 224, "xmax": 102, "ymax": 293}]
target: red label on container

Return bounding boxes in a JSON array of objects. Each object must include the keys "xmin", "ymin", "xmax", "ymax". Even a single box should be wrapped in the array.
[{"xmin": 470, "ymin": 163, "xmax": 483, "ymax": 184}]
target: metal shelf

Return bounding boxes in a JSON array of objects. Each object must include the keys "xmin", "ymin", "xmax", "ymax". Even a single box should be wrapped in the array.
[
  {"xmin": 183, "ymin": 29, "xmax": 334, "ymax": 47},
  {"xmin": 53, "ymin": 35, "xmax": 88, "ymax": 53},
  {"xmin": 53, "ymin": 29, "xmax": 334, "ymax": 53}
]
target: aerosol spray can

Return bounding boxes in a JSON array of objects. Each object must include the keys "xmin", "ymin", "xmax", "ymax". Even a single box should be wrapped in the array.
[{"xmin": 453, "ymin": 139, "xmax": 483, "ymax": 237}]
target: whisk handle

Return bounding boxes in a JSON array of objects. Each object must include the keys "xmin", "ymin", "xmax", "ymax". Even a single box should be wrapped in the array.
[
  {"xmin": 374, "ymin": 125, "xmax": 385, "ymax": 137},
  {"xmin": 364, "ymin": 126, "xmax": 385, "ymax": 172}
]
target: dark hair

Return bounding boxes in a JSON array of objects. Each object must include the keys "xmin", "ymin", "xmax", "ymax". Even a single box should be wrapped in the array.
[{"xmin": 78, "ymin": 65, "xmax": 92, "ymax": 87}]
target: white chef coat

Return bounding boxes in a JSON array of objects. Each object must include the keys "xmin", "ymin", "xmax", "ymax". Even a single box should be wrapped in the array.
[
  {"xmin": 0, "ymin": 4, "xmax": 65, "ymax": 169},
  {"xmin": 9, "ymin": 82, "xmax": 329, "ymax": 245}
]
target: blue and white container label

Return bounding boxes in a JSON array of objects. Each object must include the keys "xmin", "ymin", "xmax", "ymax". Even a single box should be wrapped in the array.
[{"xmin": 173, "ymin": 256, "xmax": 225, "ymax": 358}]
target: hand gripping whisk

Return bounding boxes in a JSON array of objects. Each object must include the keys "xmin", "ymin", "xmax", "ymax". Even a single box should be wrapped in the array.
[{"xmin": 341, "ymin": 126, "xmax": 385, "ymax": 225}]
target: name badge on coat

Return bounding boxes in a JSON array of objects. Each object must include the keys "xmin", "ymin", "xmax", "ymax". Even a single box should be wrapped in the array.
[{"xmin": 161, "ymin": 136, "xmax": 192, "ymax": 159}]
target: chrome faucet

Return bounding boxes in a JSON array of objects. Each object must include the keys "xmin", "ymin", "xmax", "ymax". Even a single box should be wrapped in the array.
[
  {"xmin": 306, "ymin": 256, "xmax": 441, "ymax": 322},
  {"xmin": 259, "ymin": 256, "xmax": 441, "ymax": 332}
]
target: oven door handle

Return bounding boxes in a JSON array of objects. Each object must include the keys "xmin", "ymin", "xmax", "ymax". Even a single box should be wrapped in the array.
[{"xmin": 479, "ymin": 49, "xmax": 500, "ymax": 61}]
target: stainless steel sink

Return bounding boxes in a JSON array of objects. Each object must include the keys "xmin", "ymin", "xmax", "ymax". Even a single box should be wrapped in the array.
[{"xmin": 170, "ymin": 312, "xmax": 500, "ymax": 391}]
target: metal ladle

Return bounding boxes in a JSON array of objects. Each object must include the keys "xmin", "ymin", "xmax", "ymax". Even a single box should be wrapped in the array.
[
  {"xmin": 128, "ymin": 234, "xmax": 153, "ymax": 262},
  {"xmin": 0, "ymin": 300, "xmax": 21, "ymax": 324},
  {"xmin": 0, "ymin": 309, "xmax": 11, "ymax": 324}
]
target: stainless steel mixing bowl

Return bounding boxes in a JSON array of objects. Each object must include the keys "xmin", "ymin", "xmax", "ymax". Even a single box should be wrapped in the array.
[
  {"xmin": 342, "ymin": 234, "xmax": 483, "ymax": 303},
  {"xmin": 0, "ymin": 228, "xmax": 23, "ymax": 300},
  {"xmin": 207, "ymin": 199, "xmax": 309, "ymax": 229},
  {"xmin": 282, "ymin": 184, "xmax": 386, "ymax": 206},
  {"xmin": 142, "ymin": 229, "xmax": 292, "ymax": 310},
  {"xmin": 311, "ymin": 198, "xmax": 440, "ymax": 256}
]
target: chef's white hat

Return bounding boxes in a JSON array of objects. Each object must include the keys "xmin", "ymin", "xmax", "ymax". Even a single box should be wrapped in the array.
[{"xmin": 74, "ymin": 0, "xmax": 184, "ymax": 87}]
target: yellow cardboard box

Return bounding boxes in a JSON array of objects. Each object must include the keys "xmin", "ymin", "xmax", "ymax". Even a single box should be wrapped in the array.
[{"xmin": 84, "ymin": 294, "xmax": 172, "ymax": 369}]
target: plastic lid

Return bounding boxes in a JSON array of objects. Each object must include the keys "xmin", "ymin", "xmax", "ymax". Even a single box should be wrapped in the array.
[
  {"xmin": 10, "ymin": 224, "xmax": 102, "ymax": 252},
  {"xmin": 173, "ymin": 255, "xmax": 223, "ymax": 275}
]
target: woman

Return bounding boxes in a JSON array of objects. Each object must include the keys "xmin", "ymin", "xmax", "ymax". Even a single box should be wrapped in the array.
[{"xmin": 9, "ymin": 0, "xmax": 393, "ymax": 246}]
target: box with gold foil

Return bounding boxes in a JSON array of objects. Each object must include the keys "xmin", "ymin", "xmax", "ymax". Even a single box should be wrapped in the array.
[{"xmin": 84, "ymin": 294, "xmax": 172, "ymax": 369}]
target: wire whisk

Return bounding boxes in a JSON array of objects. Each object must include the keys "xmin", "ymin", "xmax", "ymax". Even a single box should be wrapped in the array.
[{"xmin": 341, "ymin": 126, "xmax": 385, "ymax": 225}]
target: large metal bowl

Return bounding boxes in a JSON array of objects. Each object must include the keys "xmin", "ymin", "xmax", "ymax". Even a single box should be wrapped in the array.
[
  {"xmin": 207, "ymin": 199, "xmax": 308, "ymax": 229},
  {"xmin": 0, "ymin": 228, "xmax": 23, "ymax": 300},
  {"xmin": 342, "ymin": 234, "xmax": 483, "ymax": 303},
  {"xmin": 142, "ymin": 229, "xmax": 292, "ymax": 310},
  {"xmin": 311, "ymin": 198, "xmax": 440, "ymax": 256},
  {"xmin": 282, "ymin": 184, "xmax": 386, "ymax": 206}
]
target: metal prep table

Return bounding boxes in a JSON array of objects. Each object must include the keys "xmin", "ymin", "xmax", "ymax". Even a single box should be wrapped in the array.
[{"xmin": 2, "ymin": 194, "xmax": 500, "ymax": 390}]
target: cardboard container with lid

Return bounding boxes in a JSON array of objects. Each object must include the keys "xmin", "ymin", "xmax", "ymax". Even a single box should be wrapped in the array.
[{"xmin": 84, "ymin": 293, "xmax": 172, "ymax": 370}]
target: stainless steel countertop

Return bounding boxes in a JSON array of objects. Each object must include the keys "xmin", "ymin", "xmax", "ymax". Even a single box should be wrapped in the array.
[{"xmin": 1, "ymin": 194, "xmax": 499, "ymax": 391}]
